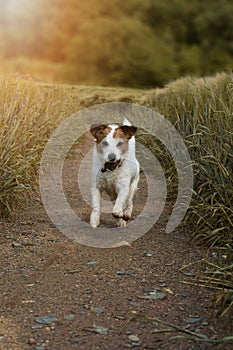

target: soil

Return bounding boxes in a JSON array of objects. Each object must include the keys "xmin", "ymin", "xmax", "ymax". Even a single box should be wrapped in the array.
[{"xmin": 0, "ymin": 137, "xmax": 232, "ymax": 350}]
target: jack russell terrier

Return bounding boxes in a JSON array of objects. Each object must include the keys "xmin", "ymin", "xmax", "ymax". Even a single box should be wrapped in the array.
[{"xmin": 90, "ymin": 118, "xmax": 140, "ymax": 228}]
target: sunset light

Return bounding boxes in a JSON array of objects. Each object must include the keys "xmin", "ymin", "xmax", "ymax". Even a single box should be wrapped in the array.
[{"xmin": 0, "ymin": 0, "xmax": 232, "ymax": 86}]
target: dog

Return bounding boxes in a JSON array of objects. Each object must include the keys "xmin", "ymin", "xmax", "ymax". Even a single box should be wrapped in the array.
[{"xmin": 90, "ymin": 118, "xmax": 140, "ymax": 228}]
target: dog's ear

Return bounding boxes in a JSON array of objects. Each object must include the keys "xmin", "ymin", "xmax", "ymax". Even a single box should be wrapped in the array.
[
  {"xmin": 90, "ymin": 124, "xmax": 111, "ymax": 142},
  {"xmin": 117, "ymin": 125, "xmax": 137, "ymax": 139}
]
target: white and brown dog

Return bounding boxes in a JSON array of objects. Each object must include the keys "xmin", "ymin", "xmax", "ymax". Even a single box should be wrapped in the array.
[{"xmin": 90, "ymin": 118, "xmax": 140, "ymax": 228}]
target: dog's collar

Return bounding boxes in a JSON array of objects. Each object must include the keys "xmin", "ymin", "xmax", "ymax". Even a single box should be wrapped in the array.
[{"xmin": 101, "ymin": 159, "xmax": 122, "ymax": 173}]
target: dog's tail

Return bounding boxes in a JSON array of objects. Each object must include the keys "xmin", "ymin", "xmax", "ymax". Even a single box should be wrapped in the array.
[{"xmin": 123, "ymin": 118, "xmax": 131, "ymax": 126}]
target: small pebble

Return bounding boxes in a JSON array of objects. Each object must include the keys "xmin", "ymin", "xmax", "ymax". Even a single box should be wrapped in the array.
[
  {"xmin": 75, "ymin": 338, "xmax": 86, "ymax": 345},
  {"xmin": 129, "ymin": 335, "xmax": 140, "ymax": 342},
  {"xmin": 185, "ymin": 316, "xmax": 201, "ymax": 324},
  {"xmin": 87, "ymin": 260, "xmax": 97, "ymax": 265},
  {"xmin": 12, "ymin": 242, "xmax": 23, "ymax": 248},
  {"xmin": 63, "ymin": 314, "xmax": 75, "ymax": 321},
  {"xmin": 28, "ymin": 338, "xmax": 36, "ymax": 345},
  {"xmin": 146, "ymin": 252, "xmax": 153, "ymax": 257},
  {"xmin": 84, "ymin": 289, "xmax": 92, "ymax": 294},
  {"xmin": 91, "ymin": 307, "xmax": 104, "ymax": 314},
  {"xmin": 31, "ymin": 325, "xmax": 42, "ymax": 330},
  {"xmin": 34, "ymin": 315, "xmax": 57, "ymax": 325},
  {"xmin": 116, "ymin": 270, "xmax": 125, "ymax": 275},
  {"xmin": 115, "ymin": 315, "xmax": 125, "ymax": 320}
]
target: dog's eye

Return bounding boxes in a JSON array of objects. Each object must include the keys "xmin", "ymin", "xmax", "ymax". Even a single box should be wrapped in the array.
[
  {"xmin": 117, "ymin": 141, "xmax": 124, "ymax": 147},
  {"xmin": 102, "ymin": 141, "xmax": 108, "ymax": 146}
]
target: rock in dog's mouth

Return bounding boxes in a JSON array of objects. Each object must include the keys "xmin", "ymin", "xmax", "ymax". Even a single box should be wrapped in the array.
[{"xmin": 101, "ymin": 159, "xmax": 122, "ymax": 173}]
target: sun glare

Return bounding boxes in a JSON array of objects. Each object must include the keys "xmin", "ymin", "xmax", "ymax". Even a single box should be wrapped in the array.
[
  {"xmin": 3, "ymin": 0, "xmax": 23, "ymax": 16},
  {"xmin": 2, "ymin": 0, "xmax": 42, "ymax": 22}
]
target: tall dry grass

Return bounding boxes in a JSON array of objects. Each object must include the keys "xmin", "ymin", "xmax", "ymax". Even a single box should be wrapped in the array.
[
  {"xmin": 145, "ymin": 73, "xmax": 233, "ymax": 247},
  {"xmin": 0, "ymin": 75, "xmax": 72, "ymax": 213},
  {"xmin": 144, "ymin": 72, "xmax": 233, "ymax": 317}
]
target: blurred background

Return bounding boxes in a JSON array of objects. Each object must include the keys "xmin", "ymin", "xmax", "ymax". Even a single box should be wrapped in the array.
[{"xmin": 0, "ymin": 0, "xmax": 232, "ymax": 87}]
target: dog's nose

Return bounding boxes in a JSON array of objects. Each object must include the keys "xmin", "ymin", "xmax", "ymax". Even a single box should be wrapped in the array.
[{"xmin": 108, "ymin": 153, "xmax": 116, "ymax": 162}]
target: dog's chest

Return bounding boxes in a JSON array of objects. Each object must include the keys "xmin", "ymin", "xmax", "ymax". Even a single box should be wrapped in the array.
[{"xmin": 96, "ymin": 168, "xmax": 121, "ymax": 197}]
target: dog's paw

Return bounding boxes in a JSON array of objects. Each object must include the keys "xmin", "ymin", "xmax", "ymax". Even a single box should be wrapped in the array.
[
  {"xmin": 123, "ymin": 206, "xmax": 133, "ymax": 221},
  {"xmin": 90, "ymin": 212, "xmax": 100, "ymax": 228},
  {"xmin": 90, "ymin": 220, "xmax": 99, "ymax": 228},
  {"xmin": 116, "ymin": 218, "xmax": 127, "ymax": 227},
  {"xmin": 112, "ymin": 211, "xmax": 123, "ymax": 219},
  {"xmin": 123, "ymin": 212, "xmax": 131, "ymax": 221},
  {"xmin": 112, "ymin": 205, "xmax": 124, "ymax": 218}
]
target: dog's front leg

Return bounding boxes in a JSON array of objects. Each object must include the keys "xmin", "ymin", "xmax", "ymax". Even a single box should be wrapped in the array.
[
  {"xmin": 112, "ymin": 178, "xmax": 130, "ymax": 219},
  {"xmin": 123, "ymin": 173, "xmax": 139, "ymax": 220},
  {"xmin": 90, "ymin": 186, "xmax": 101, "ymax": 228}
]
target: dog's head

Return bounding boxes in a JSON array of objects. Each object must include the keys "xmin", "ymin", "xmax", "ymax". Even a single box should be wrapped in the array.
[{"xmin": 90, "ymin": 122, "xmax": 137, "ymax": 166}]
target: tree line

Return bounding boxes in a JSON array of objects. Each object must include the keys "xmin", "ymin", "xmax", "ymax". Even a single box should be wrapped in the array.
[{"xmin": 0, "ymin": 0, "xmax": 232, "ymax": 86}]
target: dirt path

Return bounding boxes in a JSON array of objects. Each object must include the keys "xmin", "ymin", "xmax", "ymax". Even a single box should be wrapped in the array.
[{"xmin": 0, "ymin": 141, "xmax": 231, "ymax": 350}]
